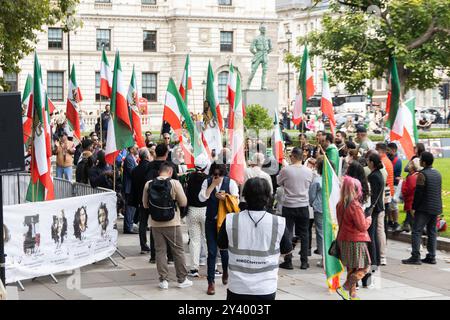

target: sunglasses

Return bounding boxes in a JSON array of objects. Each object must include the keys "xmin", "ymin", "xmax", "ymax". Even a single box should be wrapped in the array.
[{"xmin": 164, "ymin": 137, "xmax": 170, "ymax": 140}]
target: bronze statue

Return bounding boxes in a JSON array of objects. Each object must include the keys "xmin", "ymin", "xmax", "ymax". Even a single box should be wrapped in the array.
[{"xmin": 247, "ymin": 25, "xmax": 272, "ymax": 90}]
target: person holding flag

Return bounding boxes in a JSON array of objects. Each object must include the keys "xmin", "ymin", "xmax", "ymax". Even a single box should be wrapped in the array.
[
  {"xmin": 335, "ymin": 176, "xmax": 372, "ymax": 300},
  {"xmin": 292, "ymin": 46, "xmax": 315, "ymax": 127},
  {"xmin": 21, "ymin": 74, "xmax": 33, "ymax": 145},
  {"xmin": 127, "ymin": 65, "xmax": 145, "ymax": 148}
]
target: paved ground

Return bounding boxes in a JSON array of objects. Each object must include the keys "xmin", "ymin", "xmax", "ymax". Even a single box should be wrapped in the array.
[{"xmin": 6, "ymin": 219, "xmax": 450, "ymax": 300}]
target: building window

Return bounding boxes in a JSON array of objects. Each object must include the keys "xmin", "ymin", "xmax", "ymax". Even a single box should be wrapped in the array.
[
  {"xmin": 47, "ymin": 71, "xmax": 64, "ymax": 101},
  {"xmin": 218, "ymin": 0, "xmax": 232, "ymax": 5},
  {"xmin": 3, "ymin": 73, "xmax": 17, "ymax": 92},
  {"xmin": 218, "ymin": 71, "xmax": 228, "ymax": 104},
  {"xmin": 220, "ymin": 31, "xmax": 233, "ymax": 52},
  {"xmin": 142, "ymin": 0, "xmax": 156, "ymax": 4},
  {"xmin": 142, "ymin": 73, "xmax": 157, "ymax": 102},
  {"xmin": 95, "ymin": 0, "xmax": 111, "ymax": 3},
  {"xmin": 143, "ymin": 31, "xmax": 157, "ymax": 52},
  {"xmin": 48, "ymin": 28, "xmax": 63, "ymax": 49},
  {"xmin": 96, "ymin": 29, "xmax": 111, "ymax": 51}
]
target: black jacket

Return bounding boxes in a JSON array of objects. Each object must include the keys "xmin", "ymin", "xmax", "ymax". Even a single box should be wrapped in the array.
[
  {"xmin": 413, "ymin": 167, "xmax": 442, "ymax": 215},
  {"xmin": 130, "ymin": 160, "xmax": 153, "ymax": 208},
  {"xmin": 186, "ymin": 171, "xmax": 208, "ymax": 208},
  {"xmin": 368, "ymin": 169, "xmax": 384, "ymax": 215}
]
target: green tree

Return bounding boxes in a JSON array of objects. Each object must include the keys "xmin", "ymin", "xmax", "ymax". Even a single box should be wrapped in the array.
[
  {"xmin": 243, "ymin": 104, "xmax": 274, "ymax": 136},
  {"xmin": 287, "ymin": 0, "xmax": 450, "ymax": 97},
  {"xmin": 0, "ymin": 0, "xmax": 80, "ymax": 90}
]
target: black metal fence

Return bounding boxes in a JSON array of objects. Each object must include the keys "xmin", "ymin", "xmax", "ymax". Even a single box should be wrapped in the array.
[{"xmin": 1, "ymin": 173, "xmax": 111, "ymax": 206}]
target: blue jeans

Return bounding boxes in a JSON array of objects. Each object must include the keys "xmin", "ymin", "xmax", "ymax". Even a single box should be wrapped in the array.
[
  {"xmin": 314, "ymin": 211, "xmax": 323, "ymax": 256},
  {"xmin": 205, "ymin": 219, "xmax": 228, "ymax": 284},
  {"xmin": 56, "ymin": 166, "xmax": 72, "ymax": 181},
  {"xmin": 123, "ymin": 194, "xmax": 136, "ymax": 233},
  {"xmin": 411, "ymin": 211, "xmax": 438, "ymax": 260}
]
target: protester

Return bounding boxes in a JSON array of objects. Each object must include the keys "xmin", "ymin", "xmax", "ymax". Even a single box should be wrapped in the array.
[
  {"xmin": 404, "ymin": 143, "xmax": 425, "ymax": 173},
  {"xmin": 142, "ymin": 162, "xmax": 191, "ymax": 289},
  {"xmin": 145, "ymin": 131, "xmax": 153, "ymax": 147},
  {"xmin": 217, "ymin": 177, "xmax": 292, "ymax": 300},
  {"xmin": 185, "ymin": 155, "xmax": 209, "ymax": 277},
  {"xmin": 277, "ymin": 147, "xmax": 314, "ymax": 270},
  {"xmin": 401, "ymin": 158, "xmax": 422, "ymax": 233},
  {"xmin": 403, "ymin": 152, "xmax": 442, "ymax": 265},
  {"xmin": 366, "ymin": 153, "xmax": 385, "ymax": 270},
  {"xmin": 355, "ymin": 126, "xmax": 374, "ymax": 154},
  {"xmin": 308, "ymin": 157, "xmax": 324, "ymax": 267},
  {"xmin": 242, "ymin": 153, "xmax": 273, "ymax": 210},
  {"xmin": 198, "ymin": 163, "xmax": 239, "ymax": 295},
  {"xmin": 100, "ymin": 104, "xmax": 110, "ymax": 143},
  {"xmin": 387, "ymin": 142, "xmax": 403, "ymax": 232},
  {"xmin": 321, "ymin": 133, "xmax": 340, "ymax": 175},
  {"xmin": 376, "ymin": 143, "xmax": 395, "ymax": 234},
  {"xmin": 53, "ymin": 131, "xmax": 76, "ymax": 181},
  {"xmin": 336, "ymin": 176, "xmax": 372, "ymax": 300},
  {"xmin": 130, "ymin": 148, "xmax": 153, "ymax": 253},
  {"xmin": 75, "ymin": 138, "xmax": 94, "ymax": 184},
  {"xmin": 88, "ymin": 150, "xmax": 115, "ymax": 189},
  {"xmin": 281, "ymin": 124, "xmax": 293, "ymax": 146},
  {"xmin": 299, "ymin": 133, "xmax": 309, "ymax": 148},
  {"xmin": 122, "ymin": 145, "xmax": 139, "ymax": 234}
]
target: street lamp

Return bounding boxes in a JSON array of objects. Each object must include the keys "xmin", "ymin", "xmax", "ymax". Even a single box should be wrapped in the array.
[
  {"xmin": 286, "ymin": 30, "xmax": 292, "ymax": 113},
  {"xmin": 65, "ymin": 4, "xmax": 78, "ymax": 81}
]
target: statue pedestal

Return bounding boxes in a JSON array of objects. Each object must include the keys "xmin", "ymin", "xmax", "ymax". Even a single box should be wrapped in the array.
[{"xmin": 242, "ymin": 90, "xmax": 278, "ymax": 118}]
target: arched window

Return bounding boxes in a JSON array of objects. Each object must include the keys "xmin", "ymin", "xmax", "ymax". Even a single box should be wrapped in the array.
[{"xmin": 218, "ymin": 71, "xmax": 229, "ymax": 104}]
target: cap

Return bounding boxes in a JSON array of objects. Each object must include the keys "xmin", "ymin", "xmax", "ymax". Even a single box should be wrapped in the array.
[
  {"xmin": 194, "ymin": 154, "xmax": 209, "ymax": 171},
  {"xmin": 356, "ymin": 126, "xmax": 367, "ymax": 133}
]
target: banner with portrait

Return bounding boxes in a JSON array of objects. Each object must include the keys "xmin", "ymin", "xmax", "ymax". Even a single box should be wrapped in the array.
[{"xmin": 3, "ymin": 192, "xmax": 118, "ymax": 284}]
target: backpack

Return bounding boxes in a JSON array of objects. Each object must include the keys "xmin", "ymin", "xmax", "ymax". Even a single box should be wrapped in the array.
[{"xmin": 147, "ymin": 179, "xmax": 175, "ymax": 222}]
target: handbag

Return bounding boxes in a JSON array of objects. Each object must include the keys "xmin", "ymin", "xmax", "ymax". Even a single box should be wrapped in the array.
[
  {"xmin": 328, "ymin": 204, "xmax": 347, "ymax": 259},
  {"xmin": 364, "ymin": 187, "xmax": 384, "ymax": 218}
]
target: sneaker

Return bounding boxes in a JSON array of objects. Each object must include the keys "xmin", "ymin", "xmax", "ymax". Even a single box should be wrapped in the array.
[
  {"xmin": 214, "ymin": 269, "xmax": 222, "ymax": 277},
  {"xmin": 118, "ymin": 213, "xmax": 124, "ymax": 219},
  {"xmin": 380, "ymin": 257, "xmax": 387, "ymax": 266},
  {"xmin": 402, "ymin": 257, "xmax": 422, "ymax": 265},
  {"xmin": 149, "ymin": 257, "xmax": 156, "ymax": 264},
  {"xmin": 140, "ymin": 246, "xmax": 150, "ymax": 254},
  {"xmin": 168, "ymin": 258, "xmax": 174, "ymax": 265},
  {"xmin": 316, "ymin": 260, "xmax": 323, "ymax": 268},
  {"xmin": 392, "ymin": 223, "xmax": 402, "ymax": 232},
  {"xmin": 421, "ymin": 257, "xmax": 437, "ymax": 264},
  {"xmin": 199, "ymin": 260, "xmax": 206, "ymax": 266},
  {"xmin": 159, "ymin": 280, "xmax": 169, "ymax": 290},
  {"xmin": 336, "ymin": 287, "xmax": 350, "ymax": 300},
  {"xmin": 188, "ymin": 269, "xmax": 199, "ymax": 277},
  {"xmin": 177, "ymin": 278, "xmax": 193, "ymax": 288}
]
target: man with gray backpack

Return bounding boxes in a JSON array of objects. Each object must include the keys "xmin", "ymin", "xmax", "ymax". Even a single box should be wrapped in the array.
[{"xmin": 142, "ymin": 162, "xmax": 191, "ymax": 289}]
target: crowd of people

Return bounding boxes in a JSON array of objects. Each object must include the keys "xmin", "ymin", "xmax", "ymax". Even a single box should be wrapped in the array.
[{"xmin": 36, "ymin": 104, "xmax": 444, "ymax": 301}]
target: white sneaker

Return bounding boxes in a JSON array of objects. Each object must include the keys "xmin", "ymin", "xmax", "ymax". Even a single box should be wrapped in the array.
[
  {"xmin": 380, "ymin": 258, "xmax": 387, "ymax": 266},
  {"xmin": 214, "ymin": 269, "xmax": 222, "ymax": 277},
  {"xmin": 199, "ymin": 260, "xmax": 206, "ymax": 266},
  {"xmin": 316, "ymin": 260, "xmax": 323, "ymax": 268},
  {"xmin": 177, "ymin": 278, "xmax": 193, "ymax": 288},
  {"xmin": 159, "ymin": 280, "xmax": 169, "ymax": 290}
]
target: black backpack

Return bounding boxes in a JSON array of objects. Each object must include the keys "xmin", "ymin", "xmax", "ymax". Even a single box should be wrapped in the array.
[{"xmin": 147, "ymin": 179, "xmax": 175, "ymax": 222}]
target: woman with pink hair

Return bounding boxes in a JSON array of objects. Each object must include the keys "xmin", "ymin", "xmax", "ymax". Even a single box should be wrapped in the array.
[{"xmin": 336, "ymin": 176, "xmax": 372, "ymax": 300}]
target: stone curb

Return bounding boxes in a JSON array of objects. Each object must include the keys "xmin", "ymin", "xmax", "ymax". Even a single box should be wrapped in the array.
[{"xmin": 387, "ymin": 231, "xmax": 450, "ymax": 252}]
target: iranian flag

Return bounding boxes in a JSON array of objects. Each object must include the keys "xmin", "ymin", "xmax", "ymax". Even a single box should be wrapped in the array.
[
  {"xmin": 100, "ymin": 48, "xmax": 113, "ymax": 98},
  {"xmin": 272, "ymin": 112, "xmax": 284, "ymax": 164},
  {"xmin": 66, "ymin": 64, "xmax": 83, "ymax": 142},
  {"xmin": 127, "ymin": 66, "xmax": 145, "ymax": 148},
  {"xmin": 203, "ymin": 61, "xmax": 223, "ymax": 156},
  {"xmin": 229, "ymin": 73, "xmax": 245, "ymax": 185},
  {"xmin": 321, "ymin": 71, "xmax": 336, "ymax": 134},
  {"xmin": 26, "ymin": 53, "xmax": 54, "ymax": 202},
  {"xmin": 322, "ymin": 156, "xmax": 343, "ymax": 290},
  {"xmin": 385, "ymin": 57, "xmax": 416, "ymax": 160},
  {"xmin": 22, "ymin": 74, "xmax": 33, "ymax": 145},
  {"xmin": 105, "ymin": 51, "xmax": 135, "ymax": 164},
  {"xmin": 293, "ymin": 46, "xmax": 315, "ymax": 125},
  {"xmin": 179, "ymin": 54, "xmax": 192, "ymax": 105},
  {"xmin": 163, "ymin": 78, "xmax": 203, "ymax": 168},
  {"xmin": 227, "ymin": 62, "xmax": 237, "ymax": 138}
]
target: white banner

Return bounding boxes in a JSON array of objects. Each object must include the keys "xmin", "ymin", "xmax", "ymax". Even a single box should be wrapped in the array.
[{"xmin": 3, "ymin": 192, "xmax": 118, "ymax": 284}]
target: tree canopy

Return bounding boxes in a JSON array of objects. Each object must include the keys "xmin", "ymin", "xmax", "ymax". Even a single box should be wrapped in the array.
[
  {"xmin": 0, "ymin": 0, "xmax": 79, "ymax": 90},
  {"xmin": 243, "ymin": 104, "xmax": 274, "ymax": 135},
  {"xmin": 287, "ymin": 0, "xmax": 450, "ymax": 96}
]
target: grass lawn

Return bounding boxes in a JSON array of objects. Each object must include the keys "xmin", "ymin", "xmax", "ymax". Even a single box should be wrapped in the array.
[{"xmin": 400, "ymin": 158, "xmax": 450, "ymax": 238}]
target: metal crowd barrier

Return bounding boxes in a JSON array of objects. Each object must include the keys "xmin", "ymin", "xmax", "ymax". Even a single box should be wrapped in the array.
[{"xmin": 1, "ymin": 172, "xmax": 112, "ymax": 206}]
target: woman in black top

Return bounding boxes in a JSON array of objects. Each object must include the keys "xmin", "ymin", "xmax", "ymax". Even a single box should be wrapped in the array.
[{"xmin": 366, "ymin": 153, "xmax": 385, "ymax": 280}]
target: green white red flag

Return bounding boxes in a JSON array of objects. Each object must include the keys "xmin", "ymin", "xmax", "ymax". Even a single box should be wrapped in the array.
[
  {"xmin": 22, "ymin": 74, "xmax": 33, "ymax": 145},
  {"xmin": 227, "ymin": 62, "xmax": 237, "ymax": 134},
  {"xmin": 100, "ymin": 48, "xmax": 113, "ymax": 98},
  {"xmin": 229, "ymin": 73, "xmax": 245, "ymax": 185},
  {"xmin": 293, "ymin": 46, "xmax": 315, "ymax": 125},
  {"xmin": 26, "ymin": 53, "xmax": 54, "ymax": 202},
  {"xmin": 179, "ymin": 54, "xmax": 192, "ymax": 105},
  {"xmin": 322, "ymin": 156, "xmax": 343, "ymax": 290},
  {"xmin": 321, "ymin": 71, "xmax": 336, "ymax": 134},
  {"xmin": 105, "ymin": 51, "xmax": 135, "ymax": 164},
  {"xmin": 385, "ymin": 57, "xmax": 416, "ymax": 160},
  {"xmin": 203, "ymin": 61, "xmax": 223, "ymax": 157},
  {"xmin": 127, "ymin": 66, "xmax": 145, "ymax": 148},
  {"xmin": 272, "ymin": 112, "xmax": 284, "ymax": 164},
  {"xmin": 66, "ymin": 64, "xmax": 83, "ymax": 142}
]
